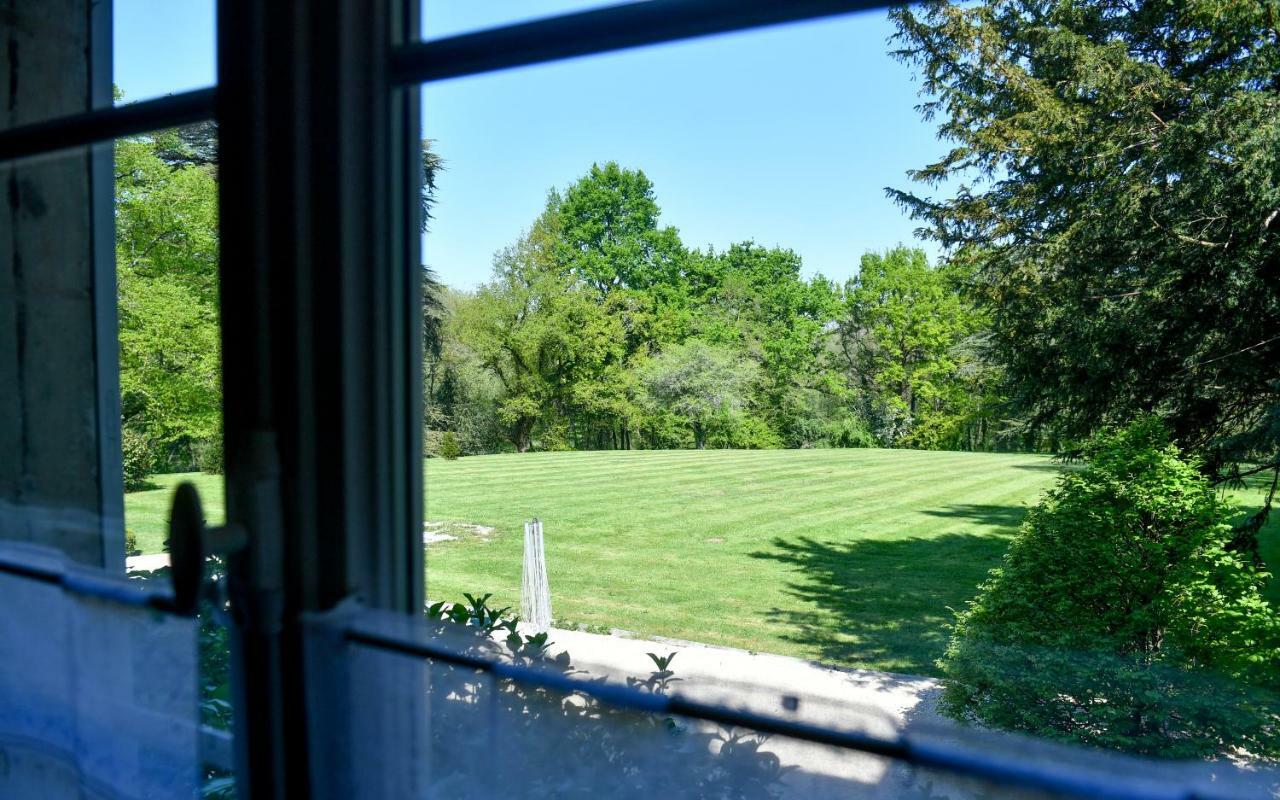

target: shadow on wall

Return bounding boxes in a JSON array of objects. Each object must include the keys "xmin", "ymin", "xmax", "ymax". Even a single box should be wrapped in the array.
[{"xmin": 751, "ymin": 505, "xmax": 1031, "ymax": 676}]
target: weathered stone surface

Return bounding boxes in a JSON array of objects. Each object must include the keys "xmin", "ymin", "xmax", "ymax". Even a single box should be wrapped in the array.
[{"xmin": 0, "ymin": 0, "xmax": 121, "ymax": 568}]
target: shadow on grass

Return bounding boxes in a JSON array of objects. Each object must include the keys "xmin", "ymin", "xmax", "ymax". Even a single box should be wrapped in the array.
[
  {"xmin": 1011, "ymin": 462, "xmax": 1071, "ymax": 473},
  {"xmin": 752, "ymin": 506, "xmax": 1031, "ymax": 676},
  {"xmin": 920, "ymin": 503, "xmax": 1030, "ymax": 528}
]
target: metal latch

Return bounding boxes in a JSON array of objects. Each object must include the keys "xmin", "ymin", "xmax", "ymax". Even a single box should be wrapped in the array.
[{"xmin": 168, "ymin": 482, "xmax": 248, "ymax": 615}]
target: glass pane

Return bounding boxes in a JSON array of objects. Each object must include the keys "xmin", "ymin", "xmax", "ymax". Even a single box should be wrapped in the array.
[
  {"xmin": 0, "ymin": 552, "xmax": 200, "ymax": 798},
  {"xmin": 116, "ymin": 124, "xmax": 224, "ymax": 569},
  {"xmin": 420, "ymin": 10, "xmax": 941, "ymax": 641},
  {"xmin": 1, "ymin": 130, "xmax": 232, "ymax": 793},
  {"xmin": 310, "ymin": 607, "xmax": 1280, "ymax": 799},
  {"xmin": 412, "ymin": 2, "xmax": 1280, "ymax": 794},
  {"xmin": 114, "ymin": 0, "xmax": 217, "ymax": 105},
  {"xmin": 422, "ymin": 0, "xmax": 641, "ymax": 41},
  {"xmin": 113, "ymin": 125, "xmax": 232, "ymax": 795}
]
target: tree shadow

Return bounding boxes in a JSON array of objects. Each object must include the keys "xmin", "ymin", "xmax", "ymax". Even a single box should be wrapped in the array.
[
  {"xmin": 752, "ymin": 506, "xmax": 1031, "ymax": 676},
  {"xmin": 1011, "ymin": 462, "xmax": 1071, "ymax": 473},
  {"xmin": 920, "ymin": 503, "xmax": 1030, "ymax": 528}
]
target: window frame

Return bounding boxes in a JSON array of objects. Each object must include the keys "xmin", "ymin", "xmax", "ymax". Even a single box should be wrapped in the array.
[{"xmin": 2, "ymin": 2, "xmax": 1099, "ymax": 797}]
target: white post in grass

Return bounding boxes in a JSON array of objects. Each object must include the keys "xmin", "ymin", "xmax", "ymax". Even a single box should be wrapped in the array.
[{"xmin": 521, "ymin": 518, "xmax": 552, "ymax": 632}]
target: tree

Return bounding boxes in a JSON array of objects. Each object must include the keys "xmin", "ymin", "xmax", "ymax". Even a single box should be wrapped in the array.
[
  {"xmin": 420, "ymin": 140, "xmax": 446, "ymax": 373},
  {"xmin": 890, "ymin": 1, "xmax": 1280, "ymax": 539},
  {"xmin": 691, "ymin": 243, "xmax": 843, "ymax": 447},
  {"xmin": 557, "ymin": 162, "xmax": 686, "ymax": 296},
  {"xmin": 115, "ymin": 132, "xmax": 222, "ymax": 470},
  {"xmin": 939, "ymin": 419, "xmax": 1280, "ymax": 758},
  {"xmin": 836, "ymin": 247, "xmax": 984, "ymax": 447},
  {"xmin": 439, "ymin": 431, "xmax": 461, "ymax": 460},
  {"xmin": 641, "ymin": 340, "xmax": 760, "ymax": 449},
  {"xmin": 455, "ymin": 209, "xmax": 584, "ymax": 452}
]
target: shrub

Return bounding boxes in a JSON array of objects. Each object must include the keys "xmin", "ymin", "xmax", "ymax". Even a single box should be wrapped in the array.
[
  {"xmin": 124, "ymin": 529, "xmax": 140, "ymax": 557},
  {"xmin": 194, "ymin": 436, "xmax": 223, "ymax": 474},
  {"xmin": 717, "ymin": 412, "xmax": 783, "ymax": 449},
  {"xmin": 938, "ymin": 418, "xmax": 1280, "ymax": 759},
  {"xmin": 822, "ymin": 413, "xmax": 876, "ymax": 448},
  {"xmin": 439, "ymin": 431, "xmax": 461, "ymax": 460},
  {"xmin": 120, "ymin": 427, "xmax": 155, "ymax": 490}
]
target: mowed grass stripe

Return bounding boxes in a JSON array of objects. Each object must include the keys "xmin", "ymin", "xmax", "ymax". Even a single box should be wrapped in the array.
[
  {"xmin": 427, "ymin": 448, "xmax": 956, "ymax": 488},
  {"xmin": 423, "ymin": 449, "xmax": 1064, "ymax": 674},
  {"xmin": 427, "ymin": 450, "xmax": 1005, "ymax": 520},
  {"xmin": 125, "ymin": 449, "xmax": 1278, "ymax": 676},
  {"xmin": 432, "ymin": 449, "xmax": 1001, "ymax": 489},
  {"xmin": 428, "ymin": 452, "xmax": 1049, "ymax": 544}
]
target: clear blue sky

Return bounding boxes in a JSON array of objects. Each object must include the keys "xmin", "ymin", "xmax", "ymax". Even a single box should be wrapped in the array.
[{"xmin": 114, "ymin": 1, "xmax": 945, "ymax": 289}]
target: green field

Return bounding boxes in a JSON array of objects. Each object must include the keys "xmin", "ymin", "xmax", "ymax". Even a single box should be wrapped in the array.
[
  {"xmin": 422, "ymin": 449, "xmax": 1060, "ymax": 674},
  {"xmin": 125, "ymin": 472, "xmax": 226, "ymax": 555},
  {"xmin": 125, "ymin": 449, "xmax": 1280, "ymax": 676}
]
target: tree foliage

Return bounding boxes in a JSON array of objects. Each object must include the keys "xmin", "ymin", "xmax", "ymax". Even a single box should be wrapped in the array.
[
  {"xmin": 557, "ymin": 162, "xmax": 685, "ymax": 295},
  {"xmin": 836, "ymin": 247, "xmax": 996, "ymax": 448},
  {"xmin": 640, "ymin": 340, "xmax": 761, "ymax": 449},
  {"xmin": 890, "ymin": 0, "xmax": 1280, "ymax": 488},
  {"xmin": 440, "ymin": 163, "xmax": 997, "ymax": 454},
  {"xmin": 115, "ymin": 132, "xmax": 222, "ymax": 471},
  {"xmin": 939, "ymin": 418, "xmax": 1280, "ymax": 758}
]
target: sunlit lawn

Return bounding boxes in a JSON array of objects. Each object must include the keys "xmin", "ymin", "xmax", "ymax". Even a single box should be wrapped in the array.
[
  {"xmin": 124, "ymin": 472, "xmax": 225, "ymax": 555},
  {"xmin": 126, "ymin": 449, "xmax": 1279, "ymax": 676}
]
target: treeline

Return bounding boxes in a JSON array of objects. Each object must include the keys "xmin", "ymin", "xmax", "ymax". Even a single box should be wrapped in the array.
[
  {"xmin": 426, "ymin": 163, "xmax": 1020, "ymax": 456},
  {"xmin": 115, "ymin": 125, "xmax": 222, "ymax": 487}
]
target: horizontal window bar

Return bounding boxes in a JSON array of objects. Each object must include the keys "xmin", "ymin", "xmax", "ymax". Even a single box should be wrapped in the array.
[
  {"xmin": 0, "ymin": 88, "xmax": 216, "ymax": 164},
  {"xmin": 392, "ymin": 0, "xmax": 890, "ymax": 85},
  {"xmin": 0, "ymin": 548, "xmax": 185, "ymax": 615},
  {"xmin": 345, "ymin": 625, "xmax": 1215, "ymax": 800}
]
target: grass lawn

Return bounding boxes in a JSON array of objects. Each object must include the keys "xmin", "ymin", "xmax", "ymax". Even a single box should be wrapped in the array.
[
  {"xmin": 124, "ymin": 472, "xmax": 225, "ymax": 555},
  {"xmin": 425, "ymin": 449, "xmax": 1060, "ymax": 675},
  {"xmin": 125, "ymin": 449, "xmax": 1280, "ymax": 677}
]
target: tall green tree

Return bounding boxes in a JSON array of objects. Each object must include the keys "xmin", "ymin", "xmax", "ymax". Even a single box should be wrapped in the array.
[
  {"xmin": 455, "ymin": 208, "xmax": 633, "ymax": 452},
  {"xmin": 836, "ymin": 247, "xmax": 985, "ymax": 447},
  {"xmin": 890, "ymin": 1, "xmax": 1280, "ymax": 539},
  {"xmin": 115, "ymin": 132, "xmax": 221, "ymax": 470},
  {"xmin": 690, "ymin": 243, "xmax": 843, "ymax": 447},
  {"xmin": 557, "ymin": 161, "xmax": 687, "ymax": 296}
]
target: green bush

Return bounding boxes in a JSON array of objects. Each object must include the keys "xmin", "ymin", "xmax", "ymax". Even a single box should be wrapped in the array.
[
  {"xmin": 439, "ymin": 431, "xmax": 461, "ymax": 460},
  {"xmin": 194, "ymin": 436, "xmax": 223, "ymax": 474},
  {"xmin": 822, "ymin": 413, "xmax": 876, "ymax": 448},
  {"xmin": 120, "ymin": 427, "xmax": 155, "ymax": 490},
  {"xmin": 124, "ymin": 528, "xmax": 140, "ymax": 557},
  {"xmin": 938, "ymin": 418, "xmax": 1280, "ymax": 759}
]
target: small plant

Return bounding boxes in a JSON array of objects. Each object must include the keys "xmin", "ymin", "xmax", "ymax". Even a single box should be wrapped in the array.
[
  {"xmin": 630, "ymin": 651, "xmax": 681, "ymax": 696},
  {"xmin": 439, "ymin": 431, "xmax": 461, "ymax": 460},
  {"xmin": 124, "ymin": 528, "xmax": 140, "ymax": 557}
]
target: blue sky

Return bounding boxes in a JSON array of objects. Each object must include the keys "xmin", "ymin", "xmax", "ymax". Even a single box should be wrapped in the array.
[{"xmin": 114, "ymin": 2, "xmax": 945, "ymax": 289}]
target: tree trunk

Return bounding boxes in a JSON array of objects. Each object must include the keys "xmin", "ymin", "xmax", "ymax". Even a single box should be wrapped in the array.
[
  {"xmin": 513, "ymin": 418, "xmax": 533, "ymax": 453},
  {"xmin": 694, "ymin": 421, "xmax": 706, "ymax": 449}
]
